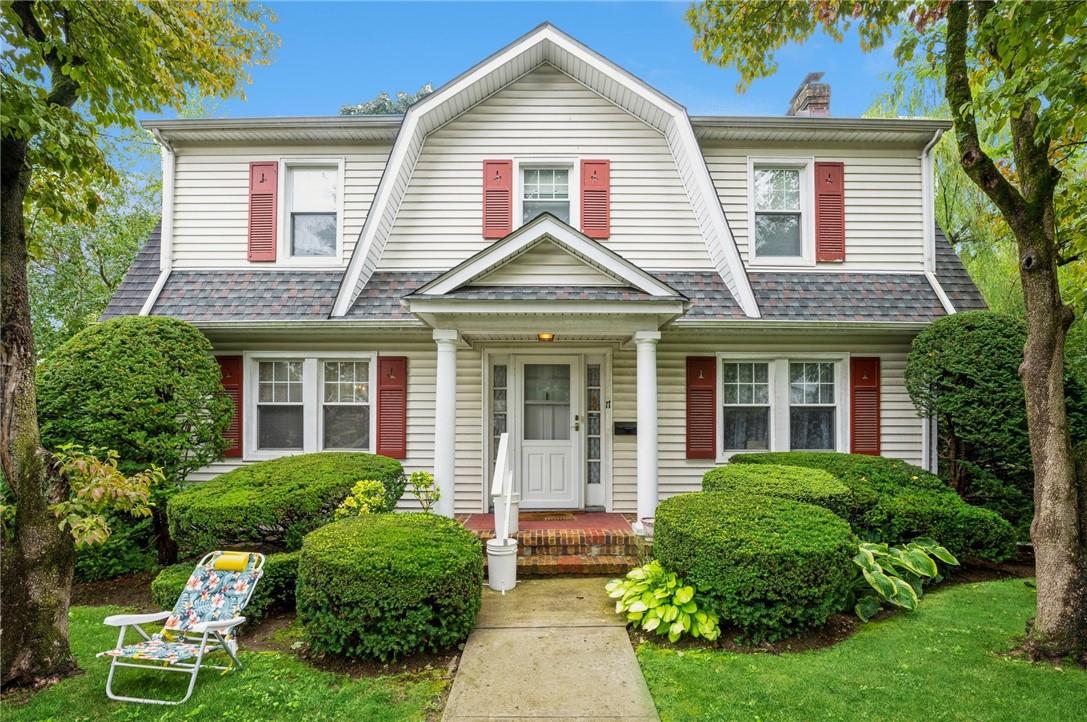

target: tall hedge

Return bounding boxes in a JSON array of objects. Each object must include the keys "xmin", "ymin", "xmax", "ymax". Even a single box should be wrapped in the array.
[
  {"xmin": 702, "ymin": 464, "xmax": 852, "ymax": 520},
  {"xmin": 167, "ymin": 452, "xmax": 405, "ymax": 557},
  {"xmin": 731, "ymin": 452, "xmax": 1017, "ymax": 562},
  {"xmin": 905, "ymin": 311, "xmax": 1087, "ymax": 532},
  {"xmin": 37, "ymin": 316, "xmax": 233, "ymax": 571}
]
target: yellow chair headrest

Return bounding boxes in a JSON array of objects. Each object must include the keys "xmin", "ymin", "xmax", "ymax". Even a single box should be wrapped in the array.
[{"xmin": 213, "ymin": 552, "xmax": 251, "ymax": 572}]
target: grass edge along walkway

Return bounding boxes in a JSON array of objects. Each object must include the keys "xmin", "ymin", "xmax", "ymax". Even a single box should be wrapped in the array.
[
  {"xmin": 638, "ymin": 578, "xmax": 1082, "ymax": 722},
  {"xmin": 1, "ymin": 605, "xmax": 446, "ymax": 722}
]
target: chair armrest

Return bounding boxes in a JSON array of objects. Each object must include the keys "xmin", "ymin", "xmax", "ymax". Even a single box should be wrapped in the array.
[
  {"xmin": 103, "ymin": 611, "xmax": 171, "ymax": 627},
  {"xmin": 191, "ymin": 616, "xmax": 246, "ymax": 634}
]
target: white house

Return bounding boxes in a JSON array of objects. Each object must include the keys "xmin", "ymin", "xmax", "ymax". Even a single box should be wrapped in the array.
[{"xmin": 104, "ymin": 24, "xmax": 984, "ymax": 529}]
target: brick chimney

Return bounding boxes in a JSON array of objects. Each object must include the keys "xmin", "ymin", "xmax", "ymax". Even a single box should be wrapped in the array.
[{"xmin": 787, "ymin": 72, "xmax": 830, "ymax": 117}]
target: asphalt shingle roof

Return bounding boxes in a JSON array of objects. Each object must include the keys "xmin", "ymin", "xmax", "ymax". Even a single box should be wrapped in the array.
[
  {"xmin": 151, "ymin": 271, "xmax": 342, "ymax": 321},
  {"xmin": 100, "ymin": 224, "xmax": 161, "ymax": 319},
  {"xmin": 934, "ymin": 227, "xmax": 987, "ymax": 311}
]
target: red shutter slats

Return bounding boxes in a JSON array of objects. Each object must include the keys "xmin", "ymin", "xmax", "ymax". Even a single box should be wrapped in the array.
[
  {"xmin": 216, "ymin": 355, "xmax": 244, "ymax": 458},
  {"xmin": 376, "ymin": 356, "xmax": 408, "ymax": 459},
  {"xmin": 686, "ymin": 357, "xmax": 717, "ymax": 460},
  {"xmin": 248, "ymin": 161, "xmax": 278, "ymax": 262},
  {"xmin": 482, "ymin": 160, "xmax": 513, "ymax": 239},
  {"xmin": 850, "ymin": 357, "xmax": 881, "ymax": 455},
  {"xmin": 814, "ymin": 161, "xmax": 845, "ymax": 262},
  {"xmin": 580, "ymin": 159, "xmax": 611, "ymax": 239}
]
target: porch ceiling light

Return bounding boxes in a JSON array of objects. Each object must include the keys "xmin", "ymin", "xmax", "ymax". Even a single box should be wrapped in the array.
[{"xmin": 537, "ymin": 332, "xmax": 556, "ymax": 343}]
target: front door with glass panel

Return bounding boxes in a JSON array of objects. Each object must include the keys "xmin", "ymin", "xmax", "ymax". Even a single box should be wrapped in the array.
[{"xmin": 514, "ymin": 356, "xmax": 581, "ymax": 509}]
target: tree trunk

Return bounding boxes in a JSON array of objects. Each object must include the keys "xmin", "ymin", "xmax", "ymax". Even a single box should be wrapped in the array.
[{"xmin": 1, "ymin": 133, "xmax": 78, "ymax": 688}]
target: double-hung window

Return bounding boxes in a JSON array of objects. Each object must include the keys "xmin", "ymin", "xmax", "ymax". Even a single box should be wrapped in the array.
[
  {"xmin": 721, "ymin": 361, "xmax": 771, "ymax": 451},
  {"xmin": 789, "ymin": 361, "xmax": 836, "ymax": 450},
  {"xmin": 286, "ymin": 164, "xmax": 339, "ymax": 258},
  {"xmin": 749, "ymin": 159, "xmax": 812, "ymax": 264},
  {"xmin": 522, "ymin": 167, "xmax": 570, "ymax": 224},
  {"xmin": 322, "ymin": 361, "xmax": 370, "ymax": 450},
  {"xmin": 257, "ymin": 361, "xmax": 304, "ymax": 449}
]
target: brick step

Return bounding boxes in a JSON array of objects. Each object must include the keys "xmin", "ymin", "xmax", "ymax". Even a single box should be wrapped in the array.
[
  {"xmin": 483, "ymin": 553, "xmax": 637, "ymax": 577},
  {"xmin": 472, "ymin": 529, "xmax": 642, "ymax": 559}
]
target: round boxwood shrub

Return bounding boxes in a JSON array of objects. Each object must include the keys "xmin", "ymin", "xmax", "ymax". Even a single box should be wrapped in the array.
[
  {"xmin": 654, "ymin": 491, "xmax": 855, "ymax": 642},
  {"xmin": 703, "ymin": 464, "xmax": 851, "ymax": 519},
  {"xmin": 730, "ymin": 452, "xmax": 1017, "ymax": 561},
  {"xmin": 168, "ymin": 452, "xmax": 405, "ymax": 557},
  {"xmin": 297, "ymin": 513, "xmax": 483, "ymax": 661},
  {"xmin": 152, "ymin": 551, "xmax": 299, "ymax": 623}
]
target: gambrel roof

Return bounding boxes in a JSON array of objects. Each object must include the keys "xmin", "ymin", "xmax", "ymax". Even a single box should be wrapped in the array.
[{"xmin": 330, "ymin": 23, "xmax": 759, "ymax": 318}]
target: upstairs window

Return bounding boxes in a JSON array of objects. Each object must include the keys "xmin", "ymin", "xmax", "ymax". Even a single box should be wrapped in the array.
[
  {"xmin": 287, "ymin": 165, "xmax": 338, "ymax": 257},
  {"xmin": 753, "ymin": 166, "xmax": 803, "ymax": 258},
  {"xmin": 522, "ymin": 167, "xmax": 570, "ymax": 224}
]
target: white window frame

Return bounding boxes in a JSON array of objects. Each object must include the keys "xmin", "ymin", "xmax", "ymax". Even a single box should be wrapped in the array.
[
  {"xmin": 715, "ymin": 352, "xmax": 849, "ymax": 462},
  {"xmin": 278, "ymin": 157, "xmax": 346, "ymax": 266},
  {"xmin": 513, "ymin": 157, "xmax": 580, "ymax": 230},
  {"xmin": 245, "ymin": 351, "xmax": 376, "ymax": 460},
  {"xmin": 787, "ymin": 360, "xmax": 840, "ymax": 452},
  {"xmin": 746, "ymin": 157, "xmax": 815, "ymax": 267},
  {"xmin": 319, "ymin": 359, "xmax": 375, "ymax": 452}
]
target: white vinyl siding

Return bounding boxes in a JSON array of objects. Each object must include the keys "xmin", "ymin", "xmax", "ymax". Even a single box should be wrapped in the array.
[
  {"xmin": 380, "ymin": 64, "xmax": 712, "ymax": 272},
  {"xmin": 703, "ymin": 146, "xmax": 925, "ymax": 272},
  {"xmin": 470, "ymin": 240, "xmax": 621, "ymax": 286},
  {"xmin": 170, "ymin": 144, "xmax": 390, "ymax": 268}
]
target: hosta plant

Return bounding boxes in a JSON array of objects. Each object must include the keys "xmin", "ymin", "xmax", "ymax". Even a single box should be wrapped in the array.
[
  {"xmin": 852, "ymin": 537, "xmax": 959, "ymax": 621},
  {"xmin": 606, "ymin": 561, "xmax": 720, "ymax": 643}
]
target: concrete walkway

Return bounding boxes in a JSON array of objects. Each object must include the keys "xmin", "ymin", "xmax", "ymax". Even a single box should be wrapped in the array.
[{"xmin": 443, "ymin": 577, "xmax": 659, "ymax": 722}]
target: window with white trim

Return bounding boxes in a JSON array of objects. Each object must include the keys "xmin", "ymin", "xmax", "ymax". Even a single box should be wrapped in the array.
[
  {"xmin": 789, "ymin": 361, "xmax": 836, "ymax": 450},
  {"xmin": 522, "ymin": 167, "xmax": 570, "ymax": 224},
  {"xmin": 322, "ymin": 361, "xmax": 370, "ymax": 450},
  {"xmin": 287, "ymin": 165, "xmax": 338, "ymax": 257},
  {"xmin": 257, "ymin": 361, "xmax": 304, "ymax": 449},
  {"xmin": 721, "ymin": 361, "xmax": 771, "ymax": 451},
  {"xmin": 753, "ymin": 166, "xmax": 803, "ymax": 258}
]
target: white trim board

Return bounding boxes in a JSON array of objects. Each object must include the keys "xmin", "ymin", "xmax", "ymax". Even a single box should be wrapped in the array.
[{"xmin": 330, "ymin": 23, "xmax": 759, "ymax": 319}]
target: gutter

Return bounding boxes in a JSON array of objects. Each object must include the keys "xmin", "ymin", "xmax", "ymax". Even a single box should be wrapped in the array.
[
  {"xmin": 140, "ymin": 129, "xmax": 174, "ymax": 316},
  {"xmin": 920, "ymin": 128, "xmax": 944, "ymax": 275},
  {"xmin": 671, "ymin": 319, "xmax": 933, "ymax": 333}
]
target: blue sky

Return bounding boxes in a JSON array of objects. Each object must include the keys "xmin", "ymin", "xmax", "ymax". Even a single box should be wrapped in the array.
[{"xmin": 193, "ymin": 1, "xmax": 900, "ymax": 120}]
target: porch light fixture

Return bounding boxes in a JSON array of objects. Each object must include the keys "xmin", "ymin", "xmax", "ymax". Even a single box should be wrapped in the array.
[{"xmin": 537, "ymin": 332, "xmax": 556, "ymax": 343}]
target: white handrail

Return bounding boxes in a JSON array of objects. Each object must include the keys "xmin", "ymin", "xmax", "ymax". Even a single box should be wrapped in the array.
[{"xmin": 490, "ymin": 432, "xmax": 516, "ymax": 541}]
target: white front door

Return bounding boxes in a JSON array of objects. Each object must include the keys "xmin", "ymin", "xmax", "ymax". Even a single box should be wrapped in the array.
[{"xmin": 514, "ymin": 355, "xmax": 581, "ymax": 509}]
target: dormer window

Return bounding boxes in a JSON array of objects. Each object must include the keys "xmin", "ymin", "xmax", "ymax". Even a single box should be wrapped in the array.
[
  {"xmin": 522, "ymin": 167, "xmax": 570, "ymax": 224},
  {"xmin": 288, "ymin": 166, "xmax": 337, "ymax": 257},
  {"xmin": 748, "ymin": 158, "xmax": 814, "ymax": 266}
]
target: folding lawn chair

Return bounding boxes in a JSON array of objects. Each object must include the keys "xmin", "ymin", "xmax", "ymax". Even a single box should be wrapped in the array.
[{"xmin": 98, "ymin": 550, "xmax": 265, "ymax": 705}]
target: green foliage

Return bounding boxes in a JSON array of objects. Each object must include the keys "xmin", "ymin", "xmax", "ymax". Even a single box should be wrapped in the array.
[
  {"xmin": 702, "ymin": 463, "xmax": 852, "ymax": 520},
  {"xmin": 731, "ymin": 452, "xmax": 1018, "ymax": 562},
  {"xmin": 906, "ymin": 311, "xmax": 1087, "ymax": 532},
  {"xmin": 654, "ymin": 492, "xmax": 856, "ymax": 642},
  {"xmin": 296, "ymin": 513, "xmax": 483, "ymax": 661},
  {"xmin": 340, "ymin": 84, "xmax": 433, "ymax": 115},
  {"xmin": 606, "ymin": 561, "xmax": 720, "ymax": 642},
  {"xmin": 38, "ymin": 317, "xmax": 233, "ymax": 483},
  {"xmin": 851, "ymin": 538, "xmax": 959, "ymax": 622},
  {"xmin": 334, "ymin": 480, "xmax": 388, "ymax": 519},
  {"xmin": 152, "ymin": 551, "xmax": 300, "ymax": 623},
  {"xmin": 168, "ymin": 453, "xmax": 405, "ymax": 558},
  {"xmin": 74, "ymin": 513, "xmax": 156, "ymax": 582},
  {"xmin": 407, "ymin": 471, "xmax": 441, "ymax": 513}
]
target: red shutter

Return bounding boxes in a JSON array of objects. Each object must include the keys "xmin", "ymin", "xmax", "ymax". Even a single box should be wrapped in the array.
[
  {"xmin": 482, "ymin": 160, "xmax": 512, "ymax": 239},
  {"xmin": 248, "ymin": 161, "xmax": 278, "ymax": 261},
  {"xmin": 850, "ymin": 357, "xmax": 881, "ymax": 455},
  {"xmin": 686, "ymin": 357, "xmax": 717, "ymax": 460},
  {"xmin": 376, "ymin": 356, "xmax": 408, "ymax": 459},
  {"xmin": 814, "ymin": 161, "xmax": 845, "ymax": 262},
  {"xmin": 580, "ymin": 159, "xmax": 610, "ymax": 239},
  {"xmin": 217, "ymin": 355, "xmax": 243, "ymax": 458}
]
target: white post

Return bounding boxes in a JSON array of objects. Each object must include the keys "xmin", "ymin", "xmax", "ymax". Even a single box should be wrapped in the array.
[
  {"xmin": 433, "ymin": 329, "xmax": 459, "ymax": 518},
  {"xmin": 634, "ymin": 330, "xmax": 661, "ymax": 535}
]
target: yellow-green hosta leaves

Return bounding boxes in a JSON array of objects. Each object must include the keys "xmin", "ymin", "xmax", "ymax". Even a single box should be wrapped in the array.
[
  {"xmin": 852, "ymin": 538, "xmax": 959, "ymax": 621},
  {"xmin": 605, "ymin": 561, "xmax": 720, "ymax": 643}
]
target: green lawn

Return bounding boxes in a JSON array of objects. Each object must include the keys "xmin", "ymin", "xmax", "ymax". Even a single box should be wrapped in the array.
[
  {"xmin": 639, "ymin": 578, "xmax": 1083, "ymax": 722},
  {"xmin": 1, "ymin": 606, "xmax": 446, "ymax": 722}
]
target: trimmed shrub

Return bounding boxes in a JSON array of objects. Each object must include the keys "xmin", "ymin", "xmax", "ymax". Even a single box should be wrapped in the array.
[
  {"xmin": 654, "ymin": 491, "xmax": 856, "ymax": 642},
  {"xmin": 151, "ymin": 551, "xmax": 300, "ymax": 623},
  {"xmin": 168, "ymin": 453, "xmax": 405, "ymax": 557},
  {"xmin": 731, "ymin": 452, "xmax": 1017, "ymax": 562},
  {"xmin": 38, "ymin": 316, "xmax": 234, "ymax": 566},
  {"xmin": 703, "ymin": 464, "xmax": 852, "ymax": 519},
  {"xmin": 297, "ymin": 513, "xmax": 483, "ymax": 661}
]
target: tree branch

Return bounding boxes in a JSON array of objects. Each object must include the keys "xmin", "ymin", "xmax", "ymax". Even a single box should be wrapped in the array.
[
  {"xmin": 11, "ymin": 1, "xmax": 81, "ymax": 109},
  {"xmin": 943, "ymin": 2, "xmax": 1026, "ymax": 223}
]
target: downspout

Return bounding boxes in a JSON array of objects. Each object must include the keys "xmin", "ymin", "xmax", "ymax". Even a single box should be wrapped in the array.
[
  {"xmin": 919, "ymin": 128, "xmax": 956, "ymax": 315},
  {"xmin": 140, "ymin": 128, "xmax": 174, "ymax": 316}
]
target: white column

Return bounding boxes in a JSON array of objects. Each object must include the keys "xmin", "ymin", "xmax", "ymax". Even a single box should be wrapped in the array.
[
  {"xmin": 634, "ymin": 330, "xmax": 661, "ymax": 534},
  {"xmin": 433, "ymin": 329, "xmax": 459, "ymax": 518}
]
